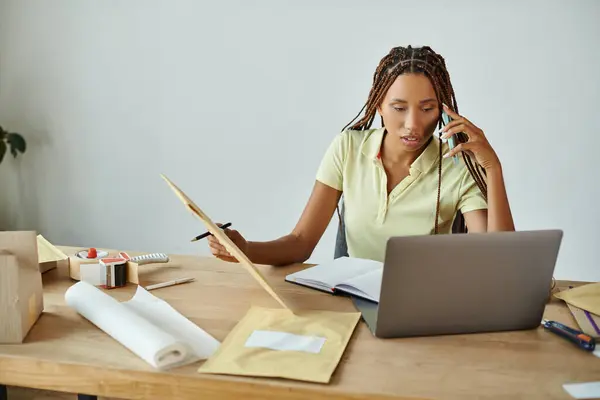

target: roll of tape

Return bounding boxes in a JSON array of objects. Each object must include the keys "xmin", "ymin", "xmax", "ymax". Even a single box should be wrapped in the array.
[
  {"xmin": 75, "ymin": 249, "xmax": 109, "ymax": 259},
  {"xmin": 69, "ymin": 249, "xmax": 109, "ymax": 281}
]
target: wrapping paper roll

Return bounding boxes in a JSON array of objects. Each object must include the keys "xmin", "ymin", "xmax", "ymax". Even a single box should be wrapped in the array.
[{"xmin": 65, "ymin": 281, "xmax": 220, "ymax": 370}]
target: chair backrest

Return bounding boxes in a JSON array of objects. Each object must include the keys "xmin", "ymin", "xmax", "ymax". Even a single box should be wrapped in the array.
[
  {"xmin": 334, "ymin": 196, "xmax": 349, "ymax": 259},
  {"xmin": 333, "ymin": 196, "xmax": 467, "ymax": 259}
]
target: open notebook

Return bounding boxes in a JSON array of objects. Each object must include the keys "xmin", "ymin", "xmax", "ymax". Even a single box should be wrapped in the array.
[{"xmin": 285, "ymin": 256, "xmax": 383, "ymax": 302}]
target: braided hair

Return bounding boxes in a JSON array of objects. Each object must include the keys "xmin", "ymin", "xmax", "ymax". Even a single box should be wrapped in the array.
[{"xmin": 341, "ymin": 45, "xmax": 487, "ymax": 234}]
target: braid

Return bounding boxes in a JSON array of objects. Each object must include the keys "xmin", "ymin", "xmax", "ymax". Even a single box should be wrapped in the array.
[{"xmin": 341, "ymin": 45, "xmax": 488, "ymax": 234}]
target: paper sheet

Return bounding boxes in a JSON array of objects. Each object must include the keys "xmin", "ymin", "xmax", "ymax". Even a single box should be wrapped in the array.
[
  {"xmin": 198, "ymin": 306, "xmax": 361, "ymax": 383},
  {"xmin": 160, "ymin": 174, "xmax": 290, "ymax": 310},
  {"xmin": 337, "ymin": 267, "xmax": 383, "ymax": 302},
  {"xmin": 554, "ymin": 283, "xmax": 600, "ymax": 316},
  {"xmin": 37, "ymin": 234, "xmax": 68, "ymax": 263},
  {"xmin": 65, "ymin": 281, "xmax": 220, "ymax": 370},
  {"xmin": 563, "ymin": 382, "xmax": 600, "ymax": 399}
]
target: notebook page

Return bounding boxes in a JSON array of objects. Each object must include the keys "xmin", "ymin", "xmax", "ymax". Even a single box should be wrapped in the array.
[
  {"xmin": 336, "ymin": 267, "xmax": 383, "ymax": 302},
  {"xmin": 286, "ymin": 257, "xmax": 383, "ymax": 289}
]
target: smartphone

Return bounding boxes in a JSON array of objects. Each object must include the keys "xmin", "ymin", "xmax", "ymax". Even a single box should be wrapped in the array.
[{"xmin": 441, "ymin": 110, "xmax": 459, "ymax": 165}]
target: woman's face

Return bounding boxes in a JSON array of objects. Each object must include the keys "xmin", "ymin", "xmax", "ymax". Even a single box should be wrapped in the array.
[{"xmin": 378, "ymin": 73, "xmax": 440, "ymax": 153}]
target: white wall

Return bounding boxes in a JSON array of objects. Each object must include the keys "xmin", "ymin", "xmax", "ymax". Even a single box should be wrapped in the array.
[{"xmin": 0, "ymin": 0, "xmax": 598, "ymax": 281}]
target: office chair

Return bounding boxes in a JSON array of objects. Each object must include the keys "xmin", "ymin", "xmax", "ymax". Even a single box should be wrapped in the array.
[{"xmin": 334, "ymin": 195, "xmax": 349, "ymax": 259}]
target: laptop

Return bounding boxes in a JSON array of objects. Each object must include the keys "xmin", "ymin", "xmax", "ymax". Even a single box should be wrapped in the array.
[{"xmin": 352, "ymin": 229, "xmax": 563, "ymax": 338}]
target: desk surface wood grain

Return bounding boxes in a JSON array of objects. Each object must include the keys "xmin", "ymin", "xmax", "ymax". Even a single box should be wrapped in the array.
[{"xmin": 0, "ymin": 246, "xmax": 598, "ymax": 400}]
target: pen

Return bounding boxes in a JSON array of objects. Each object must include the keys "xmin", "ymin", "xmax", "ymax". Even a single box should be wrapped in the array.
[
  {"xmin": 190, "ymin": 222, "xmax": 232, "ymax": 242},
  {"xmin": 145, "ymin": 277, "xmax": 195, "ymax": 291},
  {"xmin": 542, "ymin": 319, "xmax": 596, "ymax": 352}
]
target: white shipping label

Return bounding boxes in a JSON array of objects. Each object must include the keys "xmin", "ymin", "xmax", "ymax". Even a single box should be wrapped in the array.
[
  {"xmin": 244, "ymin": 330, "xmax": 326, "ymax": 354},
  {"xmin": 79, "ymin": 263, "xmax": 105, "ymax": 286},
  {"xmin": 563, "ymin": 382, "xmax": 600, "ymax": 399}
]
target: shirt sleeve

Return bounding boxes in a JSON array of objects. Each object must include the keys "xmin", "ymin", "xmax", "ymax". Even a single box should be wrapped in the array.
[
  {"xmin": 315, "ymin": 131, "xmax": 348, "ymax": 191},
  {"xmin": 457, "ymin": 167, "xmax": 488, "ymax": 214}
]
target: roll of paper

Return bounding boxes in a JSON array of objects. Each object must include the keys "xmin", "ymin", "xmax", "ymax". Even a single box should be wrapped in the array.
[{"xmin": 65, "ymin": 281, "xmax": 219, "ymax": 369}]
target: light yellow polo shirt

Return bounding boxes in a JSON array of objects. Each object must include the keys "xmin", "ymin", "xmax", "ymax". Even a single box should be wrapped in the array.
[{"xmin": 316, "ymin": 127, "xmax": 487, "ymax": 262}]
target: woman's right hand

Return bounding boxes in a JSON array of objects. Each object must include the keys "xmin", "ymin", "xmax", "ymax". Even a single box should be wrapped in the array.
[{"xmin": 207, "ymin": 223, "xmax": 249, "ymax": 263}]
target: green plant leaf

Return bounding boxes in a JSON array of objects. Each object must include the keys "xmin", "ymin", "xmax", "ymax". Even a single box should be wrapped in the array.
[
  {"xmin": 0, "ymin": 140, "xmax": 6, "ymax": 164},
  {"xmin": 7, "ymin": 133, "xmax": 26, "ymax": 157},
  {"xmin": 0, "ymin": 125, "xmax": 6, "ymax": 140}
]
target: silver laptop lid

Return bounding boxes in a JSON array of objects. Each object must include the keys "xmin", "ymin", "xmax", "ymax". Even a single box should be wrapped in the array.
[{"xmin": 372, "ymin": 230, "xmax": 563, "ymax": 338}]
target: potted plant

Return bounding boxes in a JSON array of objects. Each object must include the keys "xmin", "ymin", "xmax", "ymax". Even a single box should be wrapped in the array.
[
  {"xmin": 0, "ymin": 124, "xmax": 26, "ymax": 163},
  {"xmin": 0, "ymin": 124, "xmax": 26, "ymax": 230}
]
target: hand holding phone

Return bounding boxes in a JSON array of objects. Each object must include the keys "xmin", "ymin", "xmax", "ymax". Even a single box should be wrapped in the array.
[{"xmin": 439, "ymin": 103, "xmax": 501, "ymax": 171}]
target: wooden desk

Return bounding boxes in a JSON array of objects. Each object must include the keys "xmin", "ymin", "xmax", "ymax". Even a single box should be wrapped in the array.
[{"xmin": 0, "ymin": 247, "xmax": 598, "ymax": 400}]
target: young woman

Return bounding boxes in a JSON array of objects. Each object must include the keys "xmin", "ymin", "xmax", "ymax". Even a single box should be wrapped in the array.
[{"xmin": 208, "ymin": 45, "xmax": 515, "ymax": 266}]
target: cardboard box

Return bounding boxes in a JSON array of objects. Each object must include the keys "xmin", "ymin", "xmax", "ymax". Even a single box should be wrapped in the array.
[
  {"xmin": 0, "ymin": 231, "xmax": 44, "ymax": 343},
  {"xmin": 37, "ymin": 234, "xmax": 69, "ymax": 273}
]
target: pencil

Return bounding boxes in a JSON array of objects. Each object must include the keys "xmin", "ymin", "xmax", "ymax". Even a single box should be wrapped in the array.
[
  {"xmin": 190, "ymin": 222, "xmax": 232, "ymax": 242},
  {"xmin": 145, "ymin": 277, "xmax": 195, "ymax": 291}
]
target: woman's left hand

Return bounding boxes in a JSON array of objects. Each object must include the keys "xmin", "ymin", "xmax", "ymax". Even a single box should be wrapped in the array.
[{"xmin": 440, "ymin": 103, "xmax": 500, "ymax": 171}]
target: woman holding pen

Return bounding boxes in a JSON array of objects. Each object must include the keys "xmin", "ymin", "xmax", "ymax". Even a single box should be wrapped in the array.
[{"xmin": 207, "ymin": 45, "xmax": 515, "ymax": 266}]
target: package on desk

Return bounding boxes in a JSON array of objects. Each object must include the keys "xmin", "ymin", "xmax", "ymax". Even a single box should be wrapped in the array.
[
  {"xmin": 0, "ymin": 231, "xmax": 44, "ymax": 343},
  {"xmin": 555, "ymin": 283, "xmax": 600, "ymax": 316},
  {"xmin": 198, "ymin": 306, "xmax": 361, "ymax": 383},
  {"xmin": 555, "ymin": 283, "xmax": 600, "ymax": 338}
]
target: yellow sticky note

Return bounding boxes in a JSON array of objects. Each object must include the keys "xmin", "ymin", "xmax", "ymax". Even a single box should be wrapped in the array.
[
  {"xmin": 555, "ymin": 282, "xmax": 600, "ymax": 315},
  {"xmin": 198, "ymin": 306, "xmax": 361, "ymax": 383}
]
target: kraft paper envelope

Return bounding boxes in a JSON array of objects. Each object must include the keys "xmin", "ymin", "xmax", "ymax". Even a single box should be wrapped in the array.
[
  {"xmin": 565, "ymin": 302, "xmax": 600, "ymax": 338},
  {"xmin": 554, "ymin": 282, "xmax": 600, "ymax": 316},
  {"xmin": 161, "ymin": 174, "xmax": 289, "ymax": 310},
  {"xmin": 160, "ymin": 174, "xmax": 362, "ymax": 383},
  {"xmin": 198, "ymin": 306, "xmax": 361, "ymax": 383}
]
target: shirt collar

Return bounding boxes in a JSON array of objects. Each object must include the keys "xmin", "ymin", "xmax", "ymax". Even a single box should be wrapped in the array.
[{"xmin": 360, "ymin": 127, "xmax": 440, "ymax": 174}]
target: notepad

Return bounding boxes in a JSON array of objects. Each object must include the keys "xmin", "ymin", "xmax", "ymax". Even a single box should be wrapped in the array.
[{"xmin": 285, "ymin": 256, "xmax": 383, "ymax": 302}]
